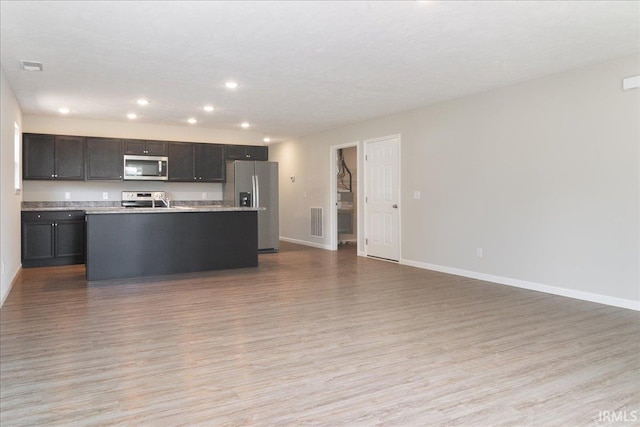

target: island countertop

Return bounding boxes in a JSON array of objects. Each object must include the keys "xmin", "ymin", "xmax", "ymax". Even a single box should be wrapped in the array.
[
  {"xmin": 84, "ymin": 206, "xmax": 262, "ymax": 214},
  {"xmin": 22, "ymin": 205, "xmax": 262, "ymax": 214}
]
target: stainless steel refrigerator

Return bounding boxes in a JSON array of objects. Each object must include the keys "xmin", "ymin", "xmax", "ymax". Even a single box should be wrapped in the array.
[{"xmin": 224, "ymin": 161, "xmax": 279, "ymax": 252}]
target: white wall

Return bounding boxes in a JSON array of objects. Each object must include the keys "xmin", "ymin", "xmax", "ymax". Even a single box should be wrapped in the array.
[
  {"xmin": 0, "ymin": 67, "xmax": 23, "ymax": 306},
  {"xmin": 270, "ymin": 54, "xmax": 640, "ymax": 308},
  {"xmin": 21, "ymin": 116, "xmax": 266, "ymax": 202}
]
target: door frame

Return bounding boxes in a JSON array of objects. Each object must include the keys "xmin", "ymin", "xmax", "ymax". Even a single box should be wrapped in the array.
[
  {"xmin": 363, "ymin": 134, "xmax": 401, "ymax": 261},
  {"xmin": 329, "ymin": 141, "xmax": 360, "ymax": 251}
]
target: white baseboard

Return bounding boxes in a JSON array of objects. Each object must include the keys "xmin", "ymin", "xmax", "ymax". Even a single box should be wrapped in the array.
[
  {"xmin": 1, "ymin": 265, "xmax": 21, "ymax": 308},
  {"xmin": 279, "ymin": 237, "xmax": 333, "ymax": 251},
  {"xmin": 274, "ymin": 240, "xmax": 639, "ymax": 311},
  {"xmin": 338, "ymin": 239, "xmax": 357, "ymax": 245},
  {"xmin": 401, "ymin": 259, "xmax": 640, "ymax": 312}
]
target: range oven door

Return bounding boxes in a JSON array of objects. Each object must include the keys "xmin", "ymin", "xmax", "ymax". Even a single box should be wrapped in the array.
[{"xmin": 124, "ymin": 155, "xmax": 168, "ymax": 180}]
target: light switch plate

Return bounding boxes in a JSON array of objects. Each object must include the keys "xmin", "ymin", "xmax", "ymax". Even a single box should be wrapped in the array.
[
  {"xmin": 65, "ymin": 192, "xmax": 70, "ymax": 200},
  {"xmin": 623, "ymin": 75, "xmax": 640, "ymax": 91},
  {"xmin": 102, "ymin": 192, "xmax": 109, "ymax": 200},
  {"xmin": 414, "ymin": 191, "xmax": 421, "ymax": 199}
]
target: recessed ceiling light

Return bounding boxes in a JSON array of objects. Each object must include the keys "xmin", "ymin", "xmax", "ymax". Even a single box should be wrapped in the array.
[
  {"xmin": 203, "ymin": 105, "xmax": 214, "ymax": 112},
  {"xmin": 240, "ymin": 122, "xmax": 250, "ymax": 129},
  {"xmin": 136, "ymin": 98, "xmax": 150, "ymax": 106},
  {"xmin": 58, "ymin": 107, "xmax": 70, "ymax": 114},
  {"xmin": 225, "ymin": 81, "xmax": 239, "ymax": 89},
  {"xmin": 263, "ymin": 137, "xmax": 271, "ymax": 143},
  {"xmin": 188, "ymin": 118, "xmax": 198, "ymax": 124},
  {"xmin": 127, "ymin": 113, "xmax": 137, "ymax": 120}
]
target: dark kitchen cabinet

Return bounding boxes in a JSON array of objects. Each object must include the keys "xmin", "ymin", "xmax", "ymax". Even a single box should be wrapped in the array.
[
  {"xmin": 124, "ymin": 139, "xmax": 167, "ymax": 155},
  {"xmin": 168, "ymin": 143, "xmax": 196, "ymax": 181},
  {"xmin": 23, "ymin": 134, "xmax": 85, "ymax": 180},
  {"xmin": 198, "ymin": 144, "xmax": 225, "ymax": 181},
  {"xmin": 86, "ymin": 137, "xmax": 123, "ymax": 180},
  {"xmin": 168, "ymin": 142, "xmax": 225, "ymax": 182},
  {"xmin": 22, "ymin": 211, "xmax": 86, "ymax": 267},
  {"xmin": 225, "ymin": 145, "xmax": 268, "ymax": 161}
]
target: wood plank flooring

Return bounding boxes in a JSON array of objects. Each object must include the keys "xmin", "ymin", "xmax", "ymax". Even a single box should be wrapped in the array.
[{"xmin": 1, "ymin": 242, "xmax": 638, "ymax": 426}]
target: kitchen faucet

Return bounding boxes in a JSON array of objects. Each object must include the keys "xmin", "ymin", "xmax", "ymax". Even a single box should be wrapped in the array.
[{"xmin": 159, "ymin": 196, "xmax": 171, "ymax": 208}]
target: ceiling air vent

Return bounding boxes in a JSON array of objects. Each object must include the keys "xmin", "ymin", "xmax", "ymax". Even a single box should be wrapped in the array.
[{"xmin": 19, "ymin": 60, "xmax": 43, "ymax": 72}]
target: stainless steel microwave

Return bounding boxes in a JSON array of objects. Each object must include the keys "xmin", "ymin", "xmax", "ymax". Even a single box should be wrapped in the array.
[{"xmin": 123, "ymin": 155, "xmax": 168, "ymax": 181}]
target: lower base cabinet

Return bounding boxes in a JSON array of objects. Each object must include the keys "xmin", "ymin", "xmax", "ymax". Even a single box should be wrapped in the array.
[
  {"xmin": 22, "ymin": 211, "xmax": 86, "ymax": 267},
  {"xmin": 85, "ymin": 210, "xmax": 257, "ymax": 280}
]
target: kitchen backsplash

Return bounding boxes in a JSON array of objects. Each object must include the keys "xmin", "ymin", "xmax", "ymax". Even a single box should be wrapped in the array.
[{"xmin": 22, "ymin": 180, "xmax": 224, "ymax": 202}]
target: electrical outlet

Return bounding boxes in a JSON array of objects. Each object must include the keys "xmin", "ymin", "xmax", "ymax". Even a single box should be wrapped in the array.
[
  {"xmin": 414, "ymin": 190, "xmax": 421, "ymax": 199},
  {"xmin": 476, "ymin": 247, "xmax": 483, "ymax": 258},
  {"xmin": 202, "ymin": 192, "xmax": 207, "ymax": 199},
  {"xmin": 64, "ymin": 192, "xmax": 70, "ymax": 200},
  {"xmin": 102, "ymin": 192, "xmax": 109, "ymax": 200}
]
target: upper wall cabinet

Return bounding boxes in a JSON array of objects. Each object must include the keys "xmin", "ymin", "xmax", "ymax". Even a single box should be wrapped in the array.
[
  {"xmin": 225, "ymin": 145, "xmax": 268, "ymax": 161},
  {"xmin": 168, "ymin": 143, "xmax": 225, "ymax": 182},
  {"xmin": 23, "ymin": 133, "xmax": 85, "ymax": 180},
  {"xmin": 22, "ymin": 132, "xmax": 263, "ymax": 183},
  {"xmin": 198, "ymin": 143, "xmax": 225, "ymax": 182},
  {"xmin": 167, "ymin": 143, "xmax": 196, "ymax": 181},
  {"xmin": 86, "ymin": 137, "xmax": 123, "ymax": 181},
  {"xmin": 124, "ymin": 139, "xmax": 167, "ymax": 156}
]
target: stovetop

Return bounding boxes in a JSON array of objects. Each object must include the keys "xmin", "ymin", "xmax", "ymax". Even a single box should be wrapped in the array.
[{"xmin": 121, "ymin": 191, "xmax": 166, "ymax": 208}]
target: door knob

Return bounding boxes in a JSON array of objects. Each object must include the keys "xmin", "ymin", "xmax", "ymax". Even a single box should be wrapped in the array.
[{"xmin": 392, "ymin": 204, "xmax": 398, "ymax": 208}]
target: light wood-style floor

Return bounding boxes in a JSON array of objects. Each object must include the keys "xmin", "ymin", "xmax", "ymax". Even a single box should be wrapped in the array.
[{"xmin": 1, "ymin": 242, "xmax": 638, "ymax": 426}]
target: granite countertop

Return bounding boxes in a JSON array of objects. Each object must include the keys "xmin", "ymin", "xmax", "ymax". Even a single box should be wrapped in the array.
[
  {"xmin": 22, "ymin": 201, "xmax": 262, "ymax": 214},
  {"xmin": 84, "ymin": 206, "xmax": 261, "ymax": 214}
]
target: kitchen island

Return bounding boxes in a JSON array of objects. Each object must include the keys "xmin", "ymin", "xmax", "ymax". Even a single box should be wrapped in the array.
[{"xmin": 85, "ymin": 206, "xmax": 259, "ymax": 281}]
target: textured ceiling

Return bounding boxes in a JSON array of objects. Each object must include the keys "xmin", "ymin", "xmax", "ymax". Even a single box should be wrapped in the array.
[{"xmin": 1, "ymin": 1, "xmax": 639, "ymax": 142}]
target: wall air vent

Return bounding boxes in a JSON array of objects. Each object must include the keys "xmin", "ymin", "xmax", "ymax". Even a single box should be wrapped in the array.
[
  {"xmin": 19, "ymin": 60, "xmax": 43, "ymax": 72},
  {"xmin": 310, "ymin": 207, "xmax": 323, "ymax": 238}
]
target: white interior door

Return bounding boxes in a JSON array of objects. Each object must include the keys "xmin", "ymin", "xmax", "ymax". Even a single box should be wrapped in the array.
[{"xmin": 365, "ymin": 136, "xmax": 400, "ymax": 261}]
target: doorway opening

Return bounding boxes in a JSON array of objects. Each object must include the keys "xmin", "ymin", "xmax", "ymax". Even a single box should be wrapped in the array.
[
  {"xmin": 329, "ymin": 142, "xmax": 359, "ymax": 252},
  {"xmin": 337, "ymin": 146, "xmax": 357, "ymax": 249}
]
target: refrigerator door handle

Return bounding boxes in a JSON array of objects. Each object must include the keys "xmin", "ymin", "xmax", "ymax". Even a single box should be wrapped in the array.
[
  {"xmin": 255, "ymin": 174, "xmax": 260, "ymax": 208},
  {"xmin": 251, "ymin": 175, "xmax": 257, "ymax": 207}
]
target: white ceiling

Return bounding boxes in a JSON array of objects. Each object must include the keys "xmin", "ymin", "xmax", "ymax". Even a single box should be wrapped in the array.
[{"xmin": 1, "ymin": 1, "xmax": 639, "ymax": 142}]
